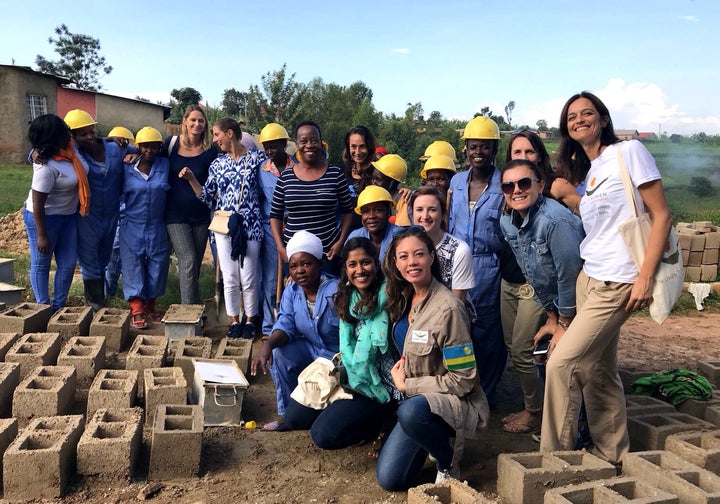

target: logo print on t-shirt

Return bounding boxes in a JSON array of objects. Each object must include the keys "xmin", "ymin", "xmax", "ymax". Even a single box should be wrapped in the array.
[{"xmin": 585, "ymin": 177, "xmax": 609, "ymax": 196}]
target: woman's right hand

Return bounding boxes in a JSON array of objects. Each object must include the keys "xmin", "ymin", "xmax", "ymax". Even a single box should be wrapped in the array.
[
  {"xmin": 36, "ymin": 234, "xmax": 50, "ymax": 254},
  {"xmin": 250, "ymin": 341, "xmax": 273, "ymax": 376}
]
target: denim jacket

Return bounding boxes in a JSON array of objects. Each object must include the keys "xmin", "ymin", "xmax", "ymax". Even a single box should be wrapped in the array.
[{"xmin": 499, "ymin": 196, "xmax": 584, "ymax": 318}]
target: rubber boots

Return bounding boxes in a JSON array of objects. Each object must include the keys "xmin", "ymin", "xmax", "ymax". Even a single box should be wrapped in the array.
[{"xmin": 83, "ymin": 278, "xmax": 106, "ymax": 313}]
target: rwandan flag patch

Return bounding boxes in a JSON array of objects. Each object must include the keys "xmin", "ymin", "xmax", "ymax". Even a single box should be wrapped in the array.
[{"xmin": 442, "ymin": 343, "xmax": 476, "ymax": 371}]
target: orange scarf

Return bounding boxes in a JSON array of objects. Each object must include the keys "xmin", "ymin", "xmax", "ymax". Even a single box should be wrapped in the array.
[{"xmin": 53, "ymin": 144, "xmax": 90, "ymax": 216}]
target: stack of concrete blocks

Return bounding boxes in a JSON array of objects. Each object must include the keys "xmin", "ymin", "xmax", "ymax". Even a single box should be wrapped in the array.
[
  {"xmin": 12, "ymin": 366, "xmax": 77, "ymax": 424},
  {"xmin": 0, "ymin": 419, "xmax": 18, "ymax": 484},
  {"xmin": 0, "ymin": 258, "xmax": 24, "ymax": 306},
  {"xmin": 626, "ymin": 394, "xmax": 677, "ymax": 417},
  {"xmin": 624, "ymin": 450, "xmax": 720, "ymax": 503},
  {"xmin": 77, "ymin": 407, "xmax": 143, "ymax": 481},
  {"xmin": 619, "ymin": 366, "xmax": 653, "ymax": 393},
  {"xmin": 90, "ymin": 307, "xmax": 131, "ymax": 353},
  {"xmin": 144, "ymin": 367, "xmax": 187, "ymax": 426},
  {"xmin": 408, "ymin": 478, "xmax": 493, "ymax": 504},
  {"xmin": 126, "ymin": 335, "xmax": 168, "ymax": 399},
  {"xmin": 173, "ymin": 337, "xmax": 212, "ymax": 386},
  {"xmin": 215, "ymin": 337, "xmax": 252, "ymax": 375},
  {"xmin": 5, "ymin": 332, "xmax": 61, "ymax": 379},
  {"xmin": 0, "ymin": 302, "xmax": 51, "ymax": 335},
  {"xmin": 148, "ymin": 404, "xmax": 203, "ymax": 480},
  {"xmin": 677, "ymin": 221, "xmax": 720, "ymax": 282},
  {"xmin": 666, "ymin": 430, "xmax": 720, "ymax": 474},
  {"xmin": 496, "ymin": 451, "xmax": 616, "ymax": 504},
  {"xmin": 0, "ymin": 333, "xmax": 19, "ymax": 361},
  {"xmin": 57, "ymin": 336, "xmax": 105, "ymax": 389},
  {"xmin": 47, "ymin": 306, "xmax": 93, "ymax": 344},
  {"xmin": 3, "ymin": 415, "xmax": 84, "ymax": 500},
  {"xmin": 87, "ymin": 369, "xmax": 138, "ymax": 417},
  {"xmin": 544, "ymin": 477, "xmax": 679, "ymax": 504},
  {"xmin": 0, "ymin": 363, "xmax": 19, "ymax": 418},
  {"xmin": 162, "ymin": 304, "xmax": 204, "ymax": 344},
  {"xmin": 627, "ymin": 410, "xmax": 714, "ymax": 451}
]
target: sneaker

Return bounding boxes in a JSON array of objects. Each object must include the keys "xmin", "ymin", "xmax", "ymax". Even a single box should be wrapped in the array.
[
  {"xmin": 226, "ymin": 323, "xmax": 242, "ymax": 339},
  {"xmin": 241, "ymin": 322, "xmax": 256, "ymax": 340},
  {"xmin": 435, "ymin": 469, "xmax": 452, "ymax": 483}
]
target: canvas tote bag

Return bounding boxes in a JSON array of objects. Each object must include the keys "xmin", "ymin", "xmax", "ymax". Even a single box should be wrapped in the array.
[{"xmin": 616, "ymin": 146, "xmax": 684, "ymax": 324}]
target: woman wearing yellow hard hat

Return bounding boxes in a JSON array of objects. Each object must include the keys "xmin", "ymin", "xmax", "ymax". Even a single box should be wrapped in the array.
[
  {"xmin": 419, "ymin": 153, "xmax": 457, "ymax": 196},
  {"xmin": 119, "ymin": 127, "xmax": 170, "ymax": 329},
  {"xmin": 346, "ymin": 185, "xmax": 399, "ymax": 262},
  {"xmin": 447, "ymin": 115, "xmax": 506, "ymax": 409},
  {"xmin": 369, "ymin": 154, "xmax": 411, "ymax": 227}
]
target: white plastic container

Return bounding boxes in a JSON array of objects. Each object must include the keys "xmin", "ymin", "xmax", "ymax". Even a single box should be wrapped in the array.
[{"xmin": 191, "ymin": 358, "xmax": 249, "ymax": 426}]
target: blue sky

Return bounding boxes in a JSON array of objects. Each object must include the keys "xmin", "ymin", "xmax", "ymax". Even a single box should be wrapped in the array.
[{"xmin": 2, "ymin": 0, "xmax": 717, "ymax": 134}]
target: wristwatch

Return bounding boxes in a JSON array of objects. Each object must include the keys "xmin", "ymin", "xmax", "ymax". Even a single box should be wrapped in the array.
[{"xmin": 558, "ymin": 320, "xmax": 570, "ymax": 330}]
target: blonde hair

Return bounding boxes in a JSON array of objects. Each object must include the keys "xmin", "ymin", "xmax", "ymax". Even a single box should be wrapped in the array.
[{"xmin": 180, "ymin": 104, "xmax": 211, "ymax": 150}]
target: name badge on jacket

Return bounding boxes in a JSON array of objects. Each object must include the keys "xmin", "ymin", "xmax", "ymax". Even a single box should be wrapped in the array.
[{"xmin": 411, "ymin": 330, "xmax": 429, "ymax": 344}]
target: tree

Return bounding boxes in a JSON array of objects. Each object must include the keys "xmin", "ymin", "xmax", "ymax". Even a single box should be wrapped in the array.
[
  {"xmin": 245, "ymin": 64, "xmax": 306, "ymax": 130},
  {"xmin": 536, "ymin": 119, "xmax": 548, "ymax": 131},
  {"xmin": 168, "ymin": 87, "xmax": 203, "ymax": 123},
  {"xmin": 504, "ymin": 101, "xmax": 515, "ymax": 125},
  {"xmin": 221, "ymin": 88, "xmax": 248, "ymax": 118},
  {"xmin": 35, "ymin": 24, "xmax": 112, "ymax": 91},
  {"xmin": 689, "ymin": 176, "xmax": 716, "ymax": 198}
]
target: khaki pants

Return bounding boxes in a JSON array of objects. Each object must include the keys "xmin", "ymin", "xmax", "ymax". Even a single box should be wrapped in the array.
[
  {"xmin": 540, "ymin": 270, "xmax": 632, "ymax": 464},
  {"xmin": 500, "ymin": 280, "xmax": 545, "ymax": 412}
]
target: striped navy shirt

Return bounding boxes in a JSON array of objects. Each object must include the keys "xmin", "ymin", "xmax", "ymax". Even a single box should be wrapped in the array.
[{"xmin": 270, "ymin": 165, "xmax": 354, "ymax": 251}]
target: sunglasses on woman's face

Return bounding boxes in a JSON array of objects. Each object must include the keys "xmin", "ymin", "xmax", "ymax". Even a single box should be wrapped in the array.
[{"xmin": 501, "ymin": 177, "xmax": 539, "ymax": 195}]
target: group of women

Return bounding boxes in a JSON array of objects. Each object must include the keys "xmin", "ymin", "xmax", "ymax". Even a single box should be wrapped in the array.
[{"xmin": 25, "ymin": 90, "xmax": 673, "ymax": 488}]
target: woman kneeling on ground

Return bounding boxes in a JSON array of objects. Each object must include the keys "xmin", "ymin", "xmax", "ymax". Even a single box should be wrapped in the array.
[
  {"xmin": 281, "ymin": 237, "xmax": 400, "ymax": 447},
  {"xmin": 376, "ymin": 227, "xmax": 488, "ymax": 490}
]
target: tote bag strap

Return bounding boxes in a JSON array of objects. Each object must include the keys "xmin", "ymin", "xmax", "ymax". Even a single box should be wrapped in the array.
[{"xmin": 616, "ymin": 144, "xmax": 644, "ymax": 218}]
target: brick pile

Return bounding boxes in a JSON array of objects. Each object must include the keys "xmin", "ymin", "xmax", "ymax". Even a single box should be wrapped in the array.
[{"xmin": 677, "ymin": 221, "xmax": 720, "ymax": 282}]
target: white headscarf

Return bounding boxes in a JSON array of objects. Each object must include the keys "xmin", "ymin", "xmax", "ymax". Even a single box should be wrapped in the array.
[{"xmin": 286, "ymin": 230, "xmax": 323, "ymax": 261}]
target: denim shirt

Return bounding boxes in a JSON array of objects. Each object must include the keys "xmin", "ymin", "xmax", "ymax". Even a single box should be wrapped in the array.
[
  {"xmin": 499, "ymin": 196, "xmax": 584, "ymax": 317},
  {"xmin": 273, "ymin": 275, "xmax": 340, "ymax": 359},
  {"xmin": 346, "ymin": 222, "xmax": 400, "ymax": 263},
  {"xmin": 448, "ymin": 167, "xmax": 505, "ymax": 308},
  {"xmin": 79, "ymin": 140, "xmax": 130, "ymax": 220}
]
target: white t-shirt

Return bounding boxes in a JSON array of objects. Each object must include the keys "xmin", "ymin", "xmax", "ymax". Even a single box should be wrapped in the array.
[
  {"xmin": 435, "ymin": 232, "xmax": 476, "ymax": 290},
  {"xmin": 579, "ymin": 140, "xmax": 661, "ymax": 283},
  {"xmin": 25, "ymin": 158, "xmax": 79, "ymax": 215}
]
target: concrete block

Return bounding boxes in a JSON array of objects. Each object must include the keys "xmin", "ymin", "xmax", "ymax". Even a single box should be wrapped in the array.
[
  {"xmin": 496, "ymin": 451, "xmax": 616, "ymax": 504},
  {"xmin": 57, "ymin": 336, "xmax": 105, "ymax": 388},
  {"xmin": 687, "ymin": 266, "xmax": 703, "ymax": 282},
  {"xmin": 148, "ymin": 404, "xmax": 203, "ymax": 480},
  {"xmin": 126, "ymin": 335, "xmax": 168, "ymax": 397},
  {"xmin": 0, "ymin": 283, "xmax": 23, "ymax": 307},
  {"xmin": 144, "ymin": 367, "xmax": 187, "ymax": 426},
  {"xmin": 173, "ymin": 337, "xmax": 212, "ymax": 386},
  {"xmin": 77, "ymin": 407, "xmax": 143, "ymax": 481},
  {"xmin": 702, "ymin": 264, "xmax": 718, "ymax": 282},
  {"xmin": 408, "ymin": 477, "xmax": 491, "ymax": 503},
  {"xmin": 0, "ymin": 302, "xmax": 51, "ymax": 335},
  {"xmin": 5, "ymin": 332, "xmax": 62, "ymax": 380},
  {"xmin": 544, "ymin": 477, "xmax": 679, "ymax": 504},
  {"xmin": 684, "ymin": 249, "xmax": 691, "ymax": 266},
  {"xmin": 677, "ymin": 397, "xmax": 720, "ymax": 421},
  {"xmin": 162, "ymin": 304, "xmax": 204, "ymax": 343},
  {"xmin": 0, "ymin": 332, "xmax": 19, "ymax": 361},
  {"xmin": 699, "ymin": 362, "xmax": 720, "ymax": 389},
  {"xmin": 0, "ymin": 418, "xmax": 18, "ymax": 483},
  {"xmin": 3, "ymin": 415, "xmax": 84, "ymax": 500},
  {"xmin": 0, "ymin": 258, "xmax": 15, "ymax": 284},
  {"xmin": 692, "ymin": 235, "xmax": 708, "ymax": 252},
  {"xmin": 627, "ymin": 395, "xmax": 676, "ymax": 416},
  {"xmin": 624, "ymin": 450, "xmax": 720, "ymax": 503},
  {"xmin": 90, "ymin": 307, "xmax": 131, "ymax": 353},
  {"xmin": 707, "ymin": 233, "xmax": 720, "ymax": 249},
  {"xmin": 628, "ymin": 413, "xmax": 716, "ymax": 451},
  {"xmin": 215, "ymin": 337, "xmax": 252, "ymax": 375},
  {"xmin": 47, "ymin": 306, "xmax": 93, "ymax": 344},
  {"xmin": 705, "ymin": 406, "xmax": 720, "ymax": 428},
  {"xmin": 666, "ymin": 431, "xmax": 720, "ymax": 475},
  {"xmin": 0, "ymin": 363, "xmax": 20, "ymax": 418},
  {"xmin": 620, "ymin": 367, "xmax": 653, "ymax": 392},
  {"xmin": 688, "ymin": 251, "xmax": 704, "ymax": 267},
  {"xmin": 87, "ymin": 369, "xmax": 138, "ymax": 417},
  {"xmin": 12, "ymin": 366, "xmax": 77, "ymax": 423},
  {"xmin": 703, "ymin": 248, "xmax": 719, "ymax": 265}
]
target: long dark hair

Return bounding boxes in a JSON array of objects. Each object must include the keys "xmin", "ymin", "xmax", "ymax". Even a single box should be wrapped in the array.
[
  {"xmin": 214, "ymin": 117, "xmax": 243, "ymax": 139},
  {"xmin": 555, "ymin": 91, "xmax": 620, "ymax": 184},
  {"xmin": 505, "ymin": 130, "xmax": 553, "ymax": 188},
  {"xmin": 383, "ymin": 227, "xmax": 442, "ymax": 323},
  {"xmin": 334, "ymin": 237, "xmax": 384, "ymax": 324},
  {"xmin": 342, "ymin": 126, "xmax": 376, "ymax": 189},
  {"xmin": 28, "ymin": 114, "xmax": 71, "ymax": 161}
]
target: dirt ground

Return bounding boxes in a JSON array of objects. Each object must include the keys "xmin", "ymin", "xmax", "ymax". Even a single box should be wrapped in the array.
[{"xmin": 3, "ymin": 209, "xmax": 720, "ymax": 503}]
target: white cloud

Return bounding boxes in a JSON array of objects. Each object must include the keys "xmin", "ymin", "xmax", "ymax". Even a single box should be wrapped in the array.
[
  {"xmin": 112, "ymin": 90, "xmax": 173, "ymax": 105},
  {"xmin": 679, "ymin": 15, "xmax": 699, "ymax": 22},
  {"xmin": 391, "ymin": 48, "xmax": 410, "ymax": 54}
]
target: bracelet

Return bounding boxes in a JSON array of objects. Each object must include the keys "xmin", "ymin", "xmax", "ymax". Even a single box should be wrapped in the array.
[{"xmin": 558, "ymin": 321, "xmax": 570, "ymax": 330}]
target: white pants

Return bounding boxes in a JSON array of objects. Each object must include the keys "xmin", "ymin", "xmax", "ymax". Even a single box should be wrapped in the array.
[{"xmin": 215, "ymin": 235, "xmax": 260, "ymax": 318}]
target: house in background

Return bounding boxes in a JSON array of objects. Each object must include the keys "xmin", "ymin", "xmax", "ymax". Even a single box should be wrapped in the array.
[
  {"xmin": 615, "ymin": 129, "xmax": 639, "ymax": 141},
  {"xmin": 0, "ymin": 64, "xmax": 170, "ymax": 164},
  {"xmin": 637, "ymin": 132, "xmax": 658, "ymax": 142}
]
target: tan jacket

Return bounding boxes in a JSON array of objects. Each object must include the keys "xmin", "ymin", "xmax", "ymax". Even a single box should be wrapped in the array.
[{"xmin": 399, "ymin": 278, "xmax": 489, "ymax": 466}]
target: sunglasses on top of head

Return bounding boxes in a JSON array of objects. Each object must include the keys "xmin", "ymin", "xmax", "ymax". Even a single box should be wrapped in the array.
[{"xmin": 501, "ymin": 177, "xmax": 540, "ymax": 195}]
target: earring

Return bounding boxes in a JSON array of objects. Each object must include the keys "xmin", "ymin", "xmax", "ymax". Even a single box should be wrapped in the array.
[{"xmin": 346, "ymin": 281, "xmax": 351, "ymax": 286}]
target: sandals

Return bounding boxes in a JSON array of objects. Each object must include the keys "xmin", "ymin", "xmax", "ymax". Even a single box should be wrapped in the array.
[
  {"xmin": 131, "ymin": 312, "xmax": 148, "ymax": 330},
  {"xmin": 503, "ymin": 413, "xmax": 542, "ymax": 434},
  {"xmin": 146, "ymin": 310, "xmax": 162, "ymax": 322}
]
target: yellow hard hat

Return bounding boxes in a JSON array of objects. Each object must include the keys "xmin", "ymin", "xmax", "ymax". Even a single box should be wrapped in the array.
[
  {"xmin": 107, "ymin": 126, "xmax": 135, "ymax": 142},
  {"xmin": 355, "ymin": 186, "xmax": 395, "ymax": 215},
  {"xmin": 135, "ymin": 126, "xmax": 163, "ymax": 144},
  {"xmin": 420, "ymin": 154, "xmax": 457, "ymax": 179},
  {"xmin": 370, "ymin": 154, "xmax": 407, "ymax": 183},
  {"xmin": 419, "ymin": 141, "xmax": 458, "ymax": 162},
  {"xmin": 461, "ymin": 116, "xmax": 500, "ymax": 141},
  {"xmin": 259, "ymin": 123, "xmax": 290, "ymax": 144},
  {"xmin": 64, "ymin": 109, "xmax": 97, "ymax": 130}
]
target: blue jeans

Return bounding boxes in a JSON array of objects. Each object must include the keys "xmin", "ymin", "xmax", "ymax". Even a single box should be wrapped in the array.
[
  {"xmin": 376, "ymin": 395, "xmax": 455, "ymax": 491},
  {"xmin": 105, "ymin": 220, "xmax": 122, "ymax": 297},
  {"xmin": 23, "ymin": 209, "xmax": 78, "ymax": 311},
  {"xmin": 77, "ymin": 212, "xmax": 117, "ymax": 280},
  {"xmin": 284, "ymin": 395, "xmax": 396, "ymax": 450},
  {"xmin": 260, "ymin": 230, "xmax": 279, "ymax": 335},
  {"xmin": 471, "ymin": 307, "xmax": 506, "ymax": 408}
]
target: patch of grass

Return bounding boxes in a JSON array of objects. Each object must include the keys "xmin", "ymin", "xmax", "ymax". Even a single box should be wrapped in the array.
[{"xmin": 0, "ymin": 165, "xmax": 31, "ymax": 215}]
